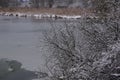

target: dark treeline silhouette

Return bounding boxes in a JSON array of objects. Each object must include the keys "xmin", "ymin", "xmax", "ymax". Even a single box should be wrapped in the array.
[
  {"xmin": 0, "ymin": 0, "xmax": 10, "ymax": 7},
  {"xmin": 0, "ymin": 0, "xmax": 93, "ymax": 8},
  {"xmin": 0, "ymin": 0, "xmax": 21, "ymax": 8}
]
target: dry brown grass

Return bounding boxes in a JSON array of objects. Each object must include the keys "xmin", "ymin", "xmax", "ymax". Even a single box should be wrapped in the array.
[{"xmin": 0, "ymin": 8, "xmax": 93, "ymax": 15}]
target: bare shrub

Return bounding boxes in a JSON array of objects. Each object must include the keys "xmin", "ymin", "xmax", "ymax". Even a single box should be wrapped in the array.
[
  {"xmin": 42, "ymin": 18, "xmax": 119, "ymax": 80},
  {"xmin": 42, "ymin": 1, "xmax": 120, "ymax": 80}
]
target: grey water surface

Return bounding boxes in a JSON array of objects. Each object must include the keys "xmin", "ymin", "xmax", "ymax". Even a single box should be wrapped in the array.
[
  {"xmin": 0, "ymin": 16, "xmax": 77, "ymax": 71},
  {"xmin": 0, "ymin": 16, "xmax": 54, "ymax": 71}
]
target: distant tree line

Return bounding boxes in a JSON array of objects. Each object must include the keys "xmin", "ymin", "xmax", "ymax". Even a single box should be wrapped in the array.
[
  {"xmin": 30, "ymin": 0, "xmax": 58, "ymax": 8},
  {"xmin": 0, "ymin": 0, "xmax": 21, "ymax": 8},
  {"xmin": 30, "ymin": 0, "xmax": 90, "ymax": 8},
  {"xmin": 0, "ymin": 0, "xmax": 10, "ymax": 7},
  {"xmin": 0, "ymin": 0, "xmax": 94, "ymax": 8}
]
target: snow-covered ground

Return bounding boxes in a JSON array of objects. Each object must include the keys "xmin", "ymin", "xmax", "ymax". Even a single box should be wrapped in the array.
[{"xmin": 0, "ymin": 12, "xmax": 83, "ymax": 20}]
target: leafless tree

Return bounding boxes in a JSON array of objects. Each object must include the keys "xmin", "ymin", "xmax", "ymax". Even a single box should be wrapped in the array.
[
  {"xmin": 42, "ymin": 0, "xmax": 120, "ymax": 80},
  {"xmin": 43, "ymin": 20, "xmax": 119, "ymax": 80}
]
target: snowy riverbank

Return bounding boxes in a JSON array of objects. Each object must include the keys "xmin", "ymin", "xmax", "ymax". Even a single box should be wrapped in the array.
[{"xmin": 0, "ymin": 12, "xmax": 84, "ymax": 20}]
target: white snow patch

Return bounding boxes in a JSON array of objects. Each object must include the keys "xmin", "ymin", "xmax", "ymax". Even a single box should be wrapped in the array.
[
  {"xmin": 70, "ymin": 68, "xmax": 77, "ymax": 72},
  {"xmin": 111, "ymin": 73, "xmax": 120, "ymax": 77},
  {"xmin": 8, "ymin": 67, "xmax": 13, "ymax": 72},
  {"xmin": 0, "ymin": 12, "xmax": 90, "ymax": 20},
  {"xmin": 59, "ymin": 75, "xmax": 65, "ymax": 79}
]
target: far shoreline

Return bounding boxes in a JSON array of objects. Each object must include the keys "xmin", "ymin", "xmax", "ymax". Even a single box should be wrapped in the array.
[
  {"xmin": 0, "ymin": 8, "xmax": 93, "ymax": 15},
  {"xmin": 0, "ymin": 8, "xmax": 95, "ymax": 20}
]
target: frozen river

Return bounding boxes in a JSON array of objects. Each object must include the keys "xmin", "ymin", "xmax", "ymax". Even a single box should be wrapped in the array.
[
  {"xmin": 0, "ymin": 16, "xmax": 54, "ymax": 71},
  {"xmin": 0, "ymin": 16, "xmax": 77, "ymax": 71}
]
